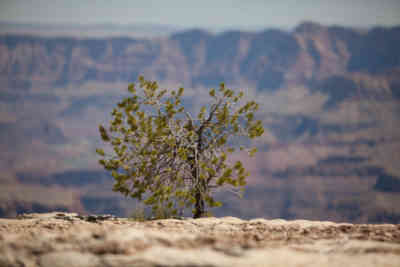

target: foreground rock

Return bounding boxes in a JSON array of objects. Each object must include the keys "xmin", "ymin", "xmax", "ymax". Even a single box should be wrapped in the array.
[{"xmin": 0, "ymin": 213, "xmax": 399, "ymax": 267}]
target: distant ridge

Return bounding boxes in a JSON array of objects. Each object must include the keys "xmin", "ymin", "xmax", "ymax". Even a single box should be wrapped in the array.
[{"xmin": 1, "ymin": 22, "xmax": 400, "ymax": 223}]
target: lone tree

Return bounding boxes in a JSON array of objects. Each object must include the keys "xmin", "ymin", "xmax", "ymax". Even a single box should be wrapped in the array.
[{"xmin": 97, "ymin": 76, "xmax": 264, "ymax": 218}]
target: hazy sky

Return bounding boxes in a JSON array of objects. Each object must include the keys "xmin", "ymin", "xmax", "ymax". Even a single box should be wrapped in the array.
[{"xmin": 1, "ymin": 0, "xmax": 399, "ymax": 30}]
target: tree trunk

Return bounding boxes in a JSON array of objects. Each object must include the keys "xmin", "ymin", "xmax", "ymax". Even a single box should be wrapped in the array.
[
  {"xmin": 192, "ymin": 163, "xmax": 205, "ymax": 218},
  {"xmin": 193, "ymin": 189, "xmax": 205, "ymax": 218},
  {"xmin": 192, "ymin": 133, "xmax": 206, "ymax": 219}
]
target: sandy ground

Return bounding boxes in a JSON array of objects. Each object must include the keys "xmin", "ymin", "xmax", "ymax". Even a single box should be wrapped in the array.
[{"xmin": 0, "ymin": 212, "xmax": 400, "ymax": 267}]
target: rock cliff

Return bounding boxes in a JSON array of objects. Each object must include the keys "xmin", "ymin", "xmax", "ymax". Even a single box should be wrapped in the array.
[{"xmin": 1, "ymin": 22, "xmax": 400, "ymax": 222}]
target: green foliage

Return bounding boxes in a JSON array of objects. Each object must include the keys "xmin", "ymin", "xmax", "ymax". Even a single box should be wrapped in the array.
[
  {"xmin": 97, "ymin": 76, "xmax": 264, "ymax": 218},
  {"xmin": 129, "ymin": 203, "xmax": 178, "ymax": 221},
  {"xmin": 129, "ymin": 204, "xmax": 147, "ymax": 221}
]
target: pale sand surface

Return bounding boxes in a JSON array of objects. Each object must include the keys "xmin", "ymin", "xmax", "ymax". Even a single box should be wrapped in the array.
[{"xmin": 0, "ymin": 212, "xmax": 399, "ymax": 267}]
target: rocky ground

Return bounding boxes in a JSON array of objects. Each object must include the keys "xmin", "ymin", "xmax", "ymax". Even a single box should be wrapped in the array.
[{"xmin": 0, "ymin": 213, "xmax": 399, "ymax": 267}]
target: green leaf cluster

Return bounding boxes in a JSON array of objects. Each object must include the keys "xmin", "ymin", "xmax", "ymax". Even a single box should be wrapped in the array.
[{"xmin": 97, "ymin": 77, "xmax": 264, "ymax": 218}]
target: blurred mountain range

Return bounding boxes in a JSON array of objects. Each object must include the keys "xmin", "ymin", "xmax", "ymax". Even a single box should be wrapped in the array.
[{"xmin": 1, "ymin": 21, "xmax": 400, "ymax": 222}]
